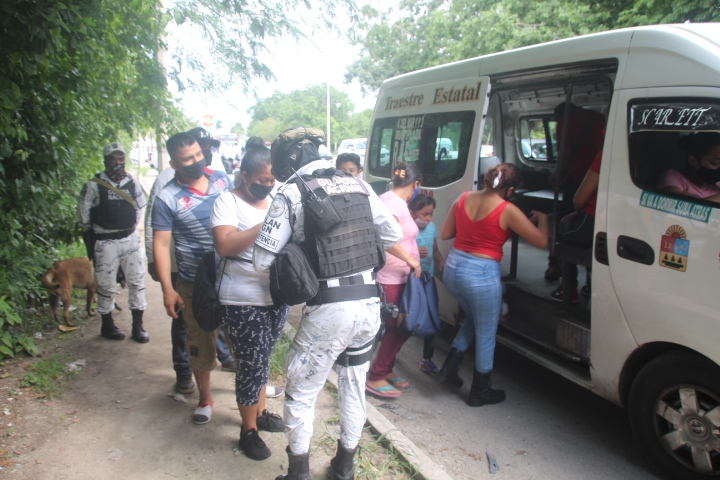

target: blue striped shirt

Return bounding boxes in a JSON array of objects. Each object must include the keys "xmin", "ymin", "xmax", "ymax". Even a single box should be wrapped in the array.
[{"xmin": 152, "ymin": 168, "xmax": 231, "ymax": 283}]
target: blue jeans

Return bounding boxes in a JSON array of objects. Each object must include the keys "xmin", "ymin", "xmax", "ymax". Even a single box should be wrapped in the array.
[{"xmin": 443, "ymin": 248, "xmax": 502, "ymax": 374}]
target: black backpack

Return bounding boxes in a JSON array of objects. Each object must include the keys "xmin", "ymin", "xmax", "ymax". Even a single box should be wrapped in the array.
[{"xmin": 192, "ymin": 250, "xmax": 226, "ymax": 332}]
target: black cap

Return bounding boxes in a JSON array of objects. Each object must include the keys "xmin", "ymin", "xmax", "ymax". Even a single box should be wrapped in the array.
[{"xmin": 188, "ymin": 127, "xmax": 221, "ymax": 149}]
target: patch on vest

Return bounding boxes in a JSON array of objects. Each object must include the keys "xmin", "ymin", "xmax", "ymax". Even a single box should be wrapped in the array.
[{"xmin": 308, "ymin": 176, "xmax": 369, "ymax": 196}]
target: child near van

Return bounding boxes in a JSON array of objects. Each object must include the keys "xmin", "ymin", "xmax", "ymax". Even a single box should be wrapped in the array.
[{"xmin": 408, "ymin": 194, "xmax": 446, "ymax": 375}]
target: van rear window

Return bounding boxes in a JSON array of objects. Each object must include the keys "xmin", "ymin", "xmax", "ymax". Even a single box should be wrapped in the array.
[{"xmin": 368, "ymin": 111, "xmax": 476, "ymax": 187}]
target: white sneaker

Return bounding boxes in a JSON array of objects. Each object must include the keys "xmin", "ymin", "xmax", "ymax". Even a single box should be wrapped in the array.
[{"xmin": 265, "ymin": 385, "xmax": 284, "ymax": 398}]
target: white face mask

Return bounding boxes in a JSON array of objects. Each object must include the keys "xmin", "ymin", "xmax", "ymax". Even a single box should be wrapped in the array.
[{"xmin": 414, "ymin": 218, "xmax": 430, "ymax": 229}]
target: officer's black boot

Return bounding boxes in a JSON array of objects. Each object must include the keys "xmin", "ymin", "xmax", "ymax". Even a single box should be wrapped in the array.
[
  {"xmin": 330, "ymin": 440, "xmax": 356, "ymax": 480},
  {"xmin": 436, "ymin": 347, "xmax": 465, "ymax": 388},
  {"xmin": 275, "ymin": 446, "xmax": 311, "ymax": 480},
  {"xmin": 131, "ymin": 309, "xmax": 149, "ymax": 343},
  {"xmin": 467, "ymin": 370, "xmax": 506, "ymax": 407},
  {"xmin": 101, "ymin": 313, "xmax": 125, "ymax": 340}
]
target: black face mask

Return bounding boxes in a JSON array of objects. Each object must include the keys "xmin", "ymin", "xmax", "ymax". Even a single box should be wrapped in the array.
[
  {"xmin": 696, "ymin": 166, "xmax": 720, "ymax": 185},
  {"xmin": 105, "ymin": 162, "xmax": 126, "ymax": 182},
  {"xmin": 181, "ymin": 160, "xmax": 205, "ymax": 180},
  {"xmin": 248, "ymin": 182, "xmax": 274, "ymax": 200}
]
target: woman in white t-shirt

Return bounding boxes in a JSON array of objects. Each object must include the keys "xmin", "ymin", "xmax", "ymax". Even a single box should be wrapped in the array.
[{"xmin": 211, "ymin": 138, "xmax": 289, "ymax": 461}]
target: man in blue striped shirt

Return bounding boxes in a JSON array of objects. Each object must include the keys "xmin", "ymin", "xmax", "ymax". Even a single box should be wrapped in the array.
[{"xmin": 152, "ymin": 132, "xmax": 231, "ymax": 425}]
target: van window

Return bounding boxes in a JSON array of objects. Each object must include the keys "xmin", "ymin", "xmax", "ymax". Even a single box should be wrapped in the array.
[
  {"xmin": 628, "ymin": 99, "xmax": 720, "ymax": 206},
  {"xmin": 518, "ymin": 117, "xmax": 557, "ymax": 163},
  {"xmin": 368, "ymin": 111, "xmax": 476, "ymax": 187}
]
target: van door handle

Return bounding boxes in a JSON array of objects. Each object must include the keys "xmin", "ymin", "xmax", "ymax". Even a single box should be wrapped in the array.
[{"xmin": 617, "ymin": 235, "xmax": 654, "ymax": 265}]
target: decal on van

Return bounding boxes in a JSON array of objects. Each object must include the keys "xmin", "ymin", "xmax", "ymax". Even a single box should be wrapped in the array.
[
  {"xmin": 629, "ymin": 104, "xmax": 720, "ymax": 132},
  {"xmin": 639, "ymin": 191, "xmax": 711, "ymax": 223},
  {"xmin": 432, "ymin": 82, "xmax": 484, "ymax": 105},
  {"xmin": 659, "ymin": 225, "xmax": 689, "ymax": 272},
  {"xmin": 385, "ymin": 93, "xmax": 425, "ymax": 111}
]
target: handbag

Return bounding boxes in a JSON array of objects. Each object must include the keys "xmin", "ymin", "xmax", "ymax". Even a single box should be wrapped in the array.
[{"xmin": 192, "ymin": 250, "xmax": 227, "ymax": 332}]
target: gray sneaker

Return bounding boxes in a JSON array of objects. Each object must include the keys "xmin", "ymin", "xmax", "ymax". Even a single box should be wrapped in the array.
[{"xmin": 176, "ymin": 376, "xmax": 196, "ymax": 394}]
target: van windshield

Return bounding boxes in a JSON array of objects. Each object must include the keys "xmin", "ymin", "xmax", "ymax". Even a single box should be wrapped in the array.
[{"xmin": 368, "ymin": 111, "xmax": 476, "ymax": 187}]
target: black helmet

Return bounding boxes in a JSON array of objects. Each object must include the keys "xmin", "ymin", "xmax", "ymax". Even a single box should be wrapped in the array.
[{"xmin": 270, "ymin": 127, "xmax": 325, "ymax": 182}]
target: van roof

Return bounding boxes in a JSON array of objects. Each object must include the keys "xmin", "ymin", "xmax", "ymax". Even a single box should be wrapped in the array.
[{"xmin": 380, "ymin": 24, "xmax": 720, "ymax": 91}]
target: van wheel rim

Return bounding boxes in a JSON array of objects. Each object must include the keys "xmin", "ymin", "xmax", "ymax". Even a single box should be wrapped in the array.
[{"xmin": 654, "ymin": 385, "xmax": 720, "ymax": 474}]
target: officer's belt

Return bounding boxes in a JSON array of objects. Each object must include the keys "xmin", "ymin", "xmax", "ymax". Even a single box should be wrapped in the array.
[
  {"xmin": 306, "ymin": 283, "xmax": 379, "ymax": 306},
  {"xmin": 94, "ymin": 228, "xmax": 134, "ymax": 241}
]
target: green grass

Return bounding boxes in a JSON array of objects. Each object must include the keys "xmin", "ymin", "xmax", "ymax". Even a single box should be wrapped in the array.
[
  {"xmin": 20, "ymin": 356, "xmax": 78, "ymax": 399},
  {"xmin": 270, "ymin": 331, "xmax": 292, "ymax": 376},
  {"xmin": 316, "ymin": 421, "xmax": 416, "ymax": 480}
]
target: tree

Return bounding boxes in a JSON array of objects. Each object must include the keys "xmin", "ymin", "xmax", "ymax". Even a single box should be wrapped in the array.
[
  {"xmin": 346, "ymin": 0, "xmax": 720, "ymax": 92},
  {"xmin": 231, "ymin": 122, "xmax": 246, "ymax": 137},
  {"xmin": 247, "ymin": 85, "xmax": 372, "ymax": 145}
]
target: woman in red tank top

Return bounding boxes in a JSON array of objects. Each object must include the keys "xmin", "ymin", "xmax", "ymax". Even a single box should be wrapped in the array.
[{"xmin": 436, "ymin": 164, "xmax": 549, "ymax": 407}]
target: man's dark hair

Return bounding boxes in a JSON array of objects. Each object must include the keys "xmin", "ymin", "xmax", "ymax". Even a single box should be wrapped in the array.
[
  {"xmin": 166, "ymin": 132, "xmax": 197, "ymax": 159},
  {"xmin": 336, "ymin": 153, "xmax": 362, "ymax": 171}
]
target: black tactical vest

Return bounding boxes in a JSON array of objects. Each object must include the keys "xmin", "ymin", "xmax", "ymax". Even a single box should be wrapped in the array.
[
  {"xmin": 90, "ymin": 174, "xmax": 137, "ymax": 230},
  {"xmin": 300, "ymin": 170, "xmax": 379, "ymax": 280}
]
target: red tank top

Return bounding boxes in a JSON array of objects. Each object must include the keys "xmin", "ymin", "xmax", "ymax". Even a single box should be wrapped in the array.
[{"xmin": 453, "ymin": 192, "xmax": 512, "ymax": 262}]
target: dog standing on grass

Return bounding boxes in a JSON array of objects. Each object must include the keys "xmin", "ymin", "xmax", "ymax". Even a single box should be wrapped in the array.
[{"xmin": 42, "ymin": 257, "xmax": 97, "ymax": 327}]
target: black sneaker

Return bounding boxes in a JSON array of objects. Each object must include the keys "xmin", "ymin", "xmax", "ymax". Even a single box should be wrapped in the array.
[
  {"xmin": 176, "ymin": 377, "xmax": 196, "ymax": 394},
  {"xmin": 239, "ymin": 428, "xmax": 271, "ymax": 460},
  {"xmin": 544, "ymin": 263, "xmax": 561, "ymax": 282},
  {"xmin": 256, "ymin": 409, "xmax": 285, "ymax": 433}
]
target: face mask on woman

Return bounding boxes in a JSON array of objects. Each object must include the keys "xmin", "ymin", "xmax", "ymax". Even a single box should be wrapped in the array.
[
  {"xmin": 410, "ymin": 186, "xmax": 421, "ymax": 202},
  {"xmin": 248, "ymin": 182, "xmax": 274, "ymax": 200},
  {"xmin": 697, "ymin": 166, "xmax": 720, "ymax": 185},
  {"xmin": 181, "ymin": 160, "xmax": 205, "ymax": 180}
]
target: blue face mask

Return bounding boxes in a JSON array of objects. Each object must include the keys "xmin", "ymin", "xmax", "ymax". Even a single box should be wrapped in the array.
[{"xmin": 410, "ymin": 186, "xmax": 421, "ymax": 202}]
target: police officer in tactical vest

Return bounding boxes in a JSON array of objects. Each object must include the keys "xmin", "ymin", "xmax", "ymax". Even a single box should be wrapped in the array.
[
  {"xmin": 78, "ymin": 142, "xmax": 148, "ymax": 342},
  {"xmin": 253, "ymin": 127, "xmax": 414, "ymax": 480}
]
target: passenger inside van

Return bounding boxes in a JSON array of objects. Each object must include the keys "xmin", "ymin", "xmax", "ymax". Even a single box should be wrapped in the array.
[
  {"xmin": 657, "ymin": 132, "xmax": 720, "ymax": 202},
  {"xmin": 551, "ymin": 149, "xmax": 602, "ymax": 302},
  {"xmin": 545, "ymin": 102, "xmax": 605, "ymax": 282}
]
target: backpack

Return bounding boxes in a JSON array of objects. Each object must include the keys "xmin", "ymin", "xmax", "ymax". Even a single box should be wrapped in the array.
[
  {"xmin": 269, "ymin": 242, "xmax": 319, "ymax": 306},
  {"xmin": 400, "ymin": 271, "xmax": 442, "ymax": 336},
  {"xmin": 192, "ymin": 250, "xmax": 226, "ymax": 332}
]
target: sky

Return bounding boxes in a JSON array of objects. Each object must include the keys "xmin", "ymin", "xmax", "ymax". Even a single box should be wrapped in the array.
[{"xmin": 175, "ymin": 0, "xmax": 394, "ymax": 135}]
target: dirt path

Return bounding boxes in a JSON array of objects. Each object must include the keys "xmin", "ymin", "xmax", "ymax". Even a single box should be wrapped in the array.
[{"xmin": 0, "ymin": 280, "xmax": 392, "ymax": 480}]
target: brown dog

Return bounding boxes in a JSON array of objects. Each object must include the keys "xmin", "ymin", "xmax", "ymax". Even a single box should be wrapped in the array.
[{"xmin": 42, "ymin": 257, "xmax": 97, "ymax": 326}]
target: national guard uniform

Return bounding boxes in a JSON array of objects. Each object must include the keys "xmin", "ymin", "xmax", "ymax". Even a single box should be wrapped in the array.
[
  {"xmin": 78, "ymin": 142, "xmax": 148, "ymax": 342},
  {"xmin": 253, "ymin": 128, "xmax": 401, "ymax": 480}
]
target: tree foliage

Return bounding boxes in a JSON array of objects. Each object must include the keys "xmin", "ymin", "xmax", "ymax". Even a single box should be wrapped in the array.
[
  {"xmin": 346, "ymin": 0, "xmax": 720, "ymax": 91},
  {"xmin": 247, "ymin": 85, "xmax": 373, "ymax": 147}
]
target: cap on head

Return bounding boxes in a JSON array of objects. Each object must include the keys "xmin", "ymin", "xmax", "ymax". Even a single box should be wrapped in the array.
[
  {"xmin": 188, "ymin": 127, "xmax": 221, "ymax": 149},
  {"xmin": 103, "ymin": 142, "xmax": 126, "ymax": 157}
]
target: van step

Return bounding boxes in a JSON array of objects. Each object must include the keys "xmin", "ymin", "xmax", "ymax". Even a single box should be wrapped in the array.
[
  {"xmin": 502, "ymin": 284, "xmax": 591, "ymax": 362},
  {"xmin": 500, "ymin": 317, "xmax": 589, "ymax": 364}
]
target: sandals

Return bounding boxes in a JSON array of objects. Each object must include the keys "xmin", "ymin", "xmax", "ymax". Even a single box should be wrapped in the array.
[
  {"xmin": 365, "ymin": 382, "xmax": 402, "ymax": 398},
  {"xmin": 386, "ymin": 375, "xmax": 410, "ymax": 389},
  {"xmin": 193, "ymin": 404, "xmax": 213, "ymax": 425}
]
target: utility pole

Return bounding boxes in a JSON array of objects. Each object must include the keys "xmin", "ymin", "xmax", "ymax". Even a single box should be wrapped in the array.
[{"xmin": 326, "ymin": 83, "xmax": 331, "ymax": 150}]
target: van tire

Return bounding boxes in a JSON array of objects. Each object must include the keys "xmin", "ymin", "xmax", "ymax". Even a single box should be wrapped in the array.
[{"xmin": 628, "ymin": 351, "xmax": 720, "ymax": 480}]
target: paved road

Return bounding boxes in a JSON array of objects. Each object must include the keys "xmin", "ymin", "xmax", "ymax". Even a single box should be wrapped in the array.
[{"xmin": 366, "ymin": 333, "xmax": 669, "ymax": 480}]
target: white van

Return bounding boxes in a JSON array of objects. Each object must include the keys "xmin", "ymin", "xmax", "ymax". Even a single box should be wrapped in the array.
[{"xmin": 365, "ymin": 24, "xmax": 720, "ymax": 480}]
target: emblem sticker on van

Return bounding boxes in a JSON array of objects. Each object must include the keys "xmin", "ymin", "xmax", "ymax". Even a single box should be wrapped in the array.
[
  {"xmin": 659, "ymin": 225, "xmax": 689, "ymax": 272},
  {"xmin": 639, "ymin": 191, "xmax": 711, "ymax": 223}
]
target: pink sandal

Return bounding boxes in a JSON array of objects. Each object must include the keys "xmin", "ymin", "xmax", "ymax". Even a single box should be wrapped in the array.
[{"xmin": 365, "ymin": 382, "xmax": 402, "ymax": 398}]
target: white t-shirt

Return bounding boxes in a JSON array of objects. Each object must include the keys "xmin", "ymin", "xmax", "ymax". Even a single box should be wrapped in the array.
[{"xmin": 211, "ymin": 190, "xmax": 273, "ymax": 306}]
